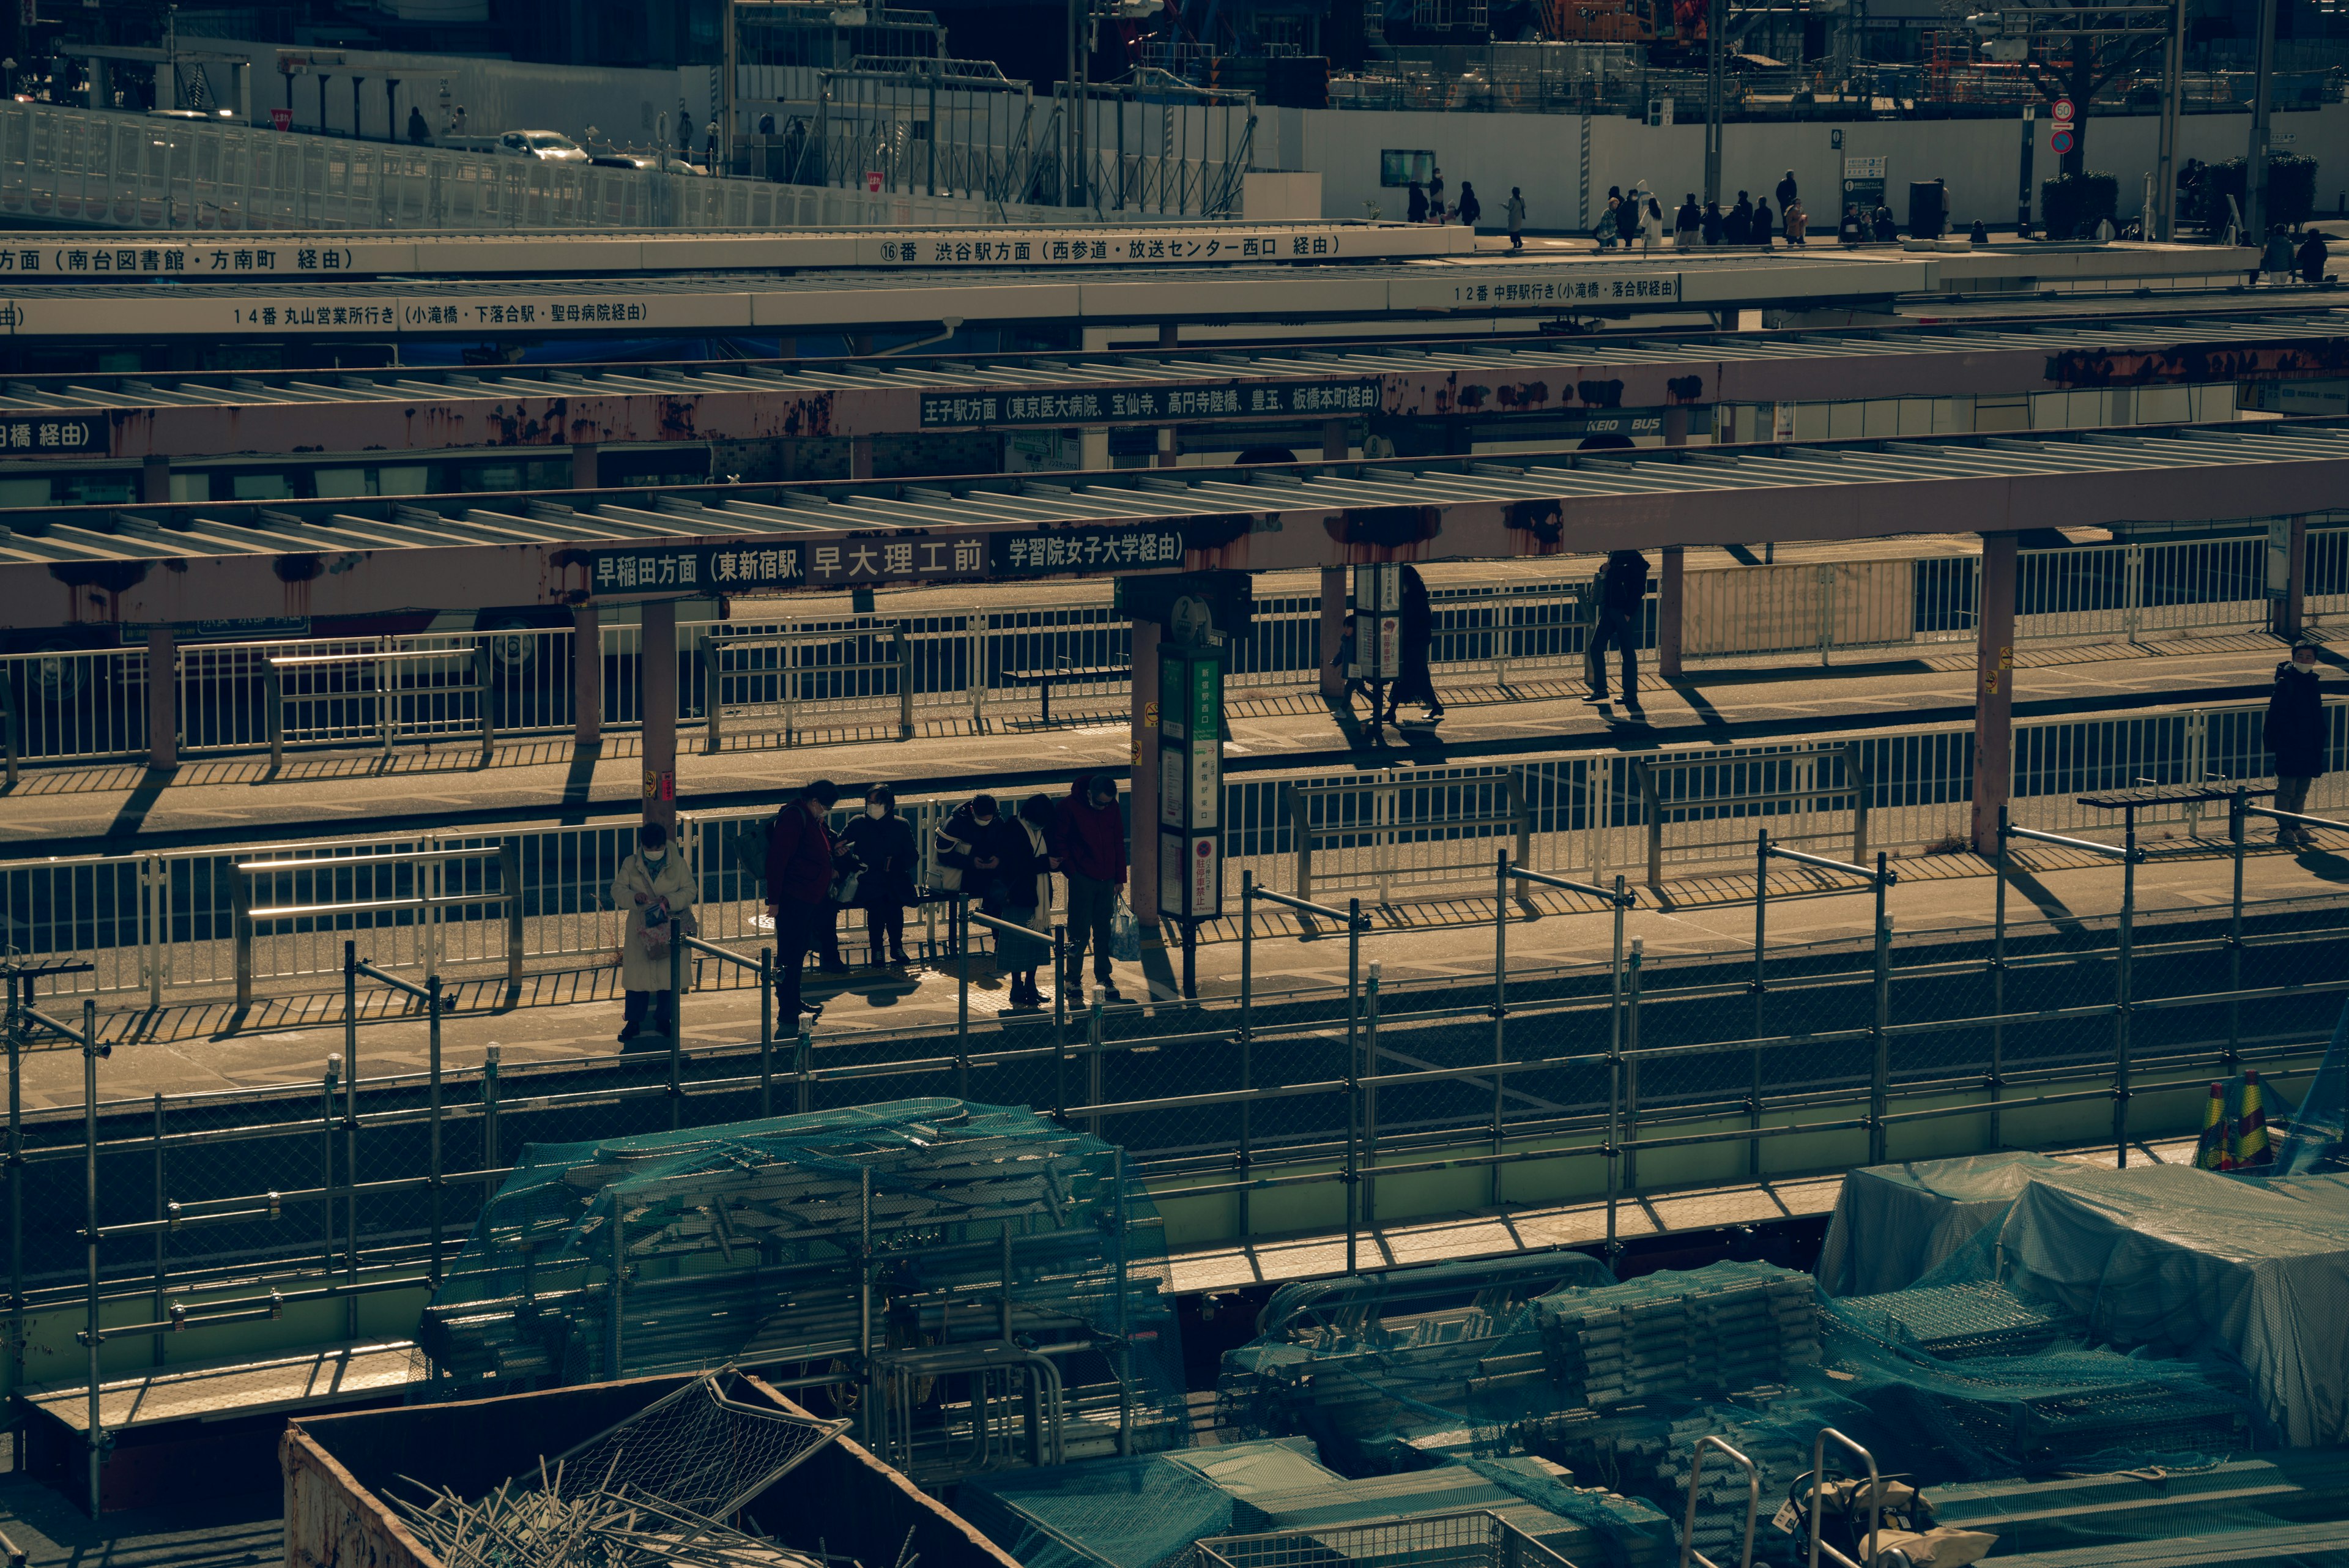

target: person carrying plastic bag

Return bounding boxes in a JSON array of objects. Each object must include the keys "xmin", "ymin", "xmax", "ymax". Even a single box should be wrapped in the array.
[{"xmin": 1051, "ymin": 773, "xmax": 1130, "ymax": 1001}]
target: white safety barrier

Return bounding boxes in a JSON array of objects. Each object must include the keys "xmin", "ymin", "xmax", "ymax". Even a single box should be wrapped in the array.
[
  {"xmin": 1, "ymin": 528, "xmax": 2328, "ymax": 770},
  {"xmin": 4, "ymin": 697, "xmax": 2332, "ymax": 1006}
]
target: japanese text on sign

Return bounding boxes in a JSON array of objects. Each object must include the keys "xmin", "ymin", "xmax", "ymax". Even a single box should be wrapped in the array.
[
  {"xmin": 0, "ymin": 245, "xmax": 363, "ymax": 277},
  {"xmin": 869, "ymin": 229, "xmax": 1343, "ymax": 267},
  {"xmin": 1435, "ymin": 274, "xmax": 1680, "ymax": 306},
  {"xmin": 920, "ymin": 378, "xmax": 1382, "ymax": 429},
  {"xmin": 0, "ymin": 415, "xmax": 100, "ymax": 451},
  {"xmin": 991, "ymin": 527, "xmax": 1187, "ymax": 575}
]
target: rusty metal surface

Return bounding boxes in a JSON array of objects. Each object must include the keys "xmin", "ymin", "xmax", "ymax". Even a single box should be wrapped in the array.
[
  {"xmin": 5, "ymin": 418, "xmax": 2347, "ymax": 631},
  {"xmin": 0, "ymin": 304, "xmax": 2335, "ymax": 462}
]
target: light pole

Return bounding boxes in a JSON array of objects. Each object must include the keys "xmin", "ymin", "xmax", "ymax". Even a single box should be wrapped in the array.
[
  {"xmin": 1704, "ymin": 0, "xmax": 1724, "ymax": 204},
  {"xmin": 2245, "ymin": 0, "xmax": 2277, "ymax": 242},
  {"xmin": 2153, "ymin": 0, "xmax": 2182, "ymax": 238}
]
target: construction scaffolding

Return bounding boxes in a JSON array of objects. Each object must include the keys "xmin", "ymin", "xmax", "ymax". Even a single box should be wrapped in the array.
[{"xmin": 420, "ymin": 1100, "xmax": 1187, "ymax": 1483}]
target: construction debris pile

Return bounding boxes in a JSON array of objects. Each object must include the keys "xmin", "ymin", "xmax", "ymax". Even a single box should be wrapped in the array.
[
  {"xmin": 389, "ymin": 1370, "xmax": 844, "ymax": 1568},
  {"xmin": 1217, "ymin": 1260, "xmax": 1820, "ymax": 1468},
  {"xmin": 420, "ymin": 1100, "xmax": 1186, "ymax": 1460}
]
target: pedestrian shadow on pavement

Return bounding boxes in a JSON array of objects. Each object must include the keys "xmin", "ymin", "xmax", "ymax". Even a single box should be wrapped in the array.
[{"xmin": 2290, "ymin": 844, "xmax": 2349, "ymax": 883}]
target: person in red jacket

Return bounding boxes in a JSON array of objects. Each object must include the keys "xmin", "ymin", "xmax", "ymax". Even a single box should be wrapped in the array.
[
  {"xmin": 1050, "ymin": 774, "xmax": 1128, "ymax": 1000},
  {"xmin": 765, "ymin": 778, "xmax": 839, "ymax": 1025}
]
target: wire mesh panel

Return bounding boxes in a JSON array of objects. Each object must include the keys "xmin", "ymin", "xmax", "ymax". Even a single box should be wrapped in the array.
[{"xmin": 1197, "ymin": 1510, "xmax": 1575, "ymax": 1568}]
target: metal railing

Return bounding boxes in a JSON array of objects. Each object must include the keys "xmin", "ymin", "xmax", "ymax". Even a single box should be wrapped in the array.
[
  {"xmin": 1682, "ymin": 1435, "xmax": 1762, "ymax": 1568},
  {"xmin": 232, "ymin": 843, "xmax": 521, "ymax": 1007},
  {"xmin": 1638, "ymin": 745, "xmax": 1866, "ymax": 892},
  {"xmin": 1288, "ymin": 771, "xmax": 1529, "ymax": 905},
  {"xmin": 264, "ymin": 644, "xmax": 495, "ymax": 768},
  {"xmin": 702, "ymin": 625, "xmax": 915, "ymax": 750},
  {"xmin": 8, "ymin": 811, "xmax": 2349, "ymax": 1454},
  {"xmin": 10, "ymin": 525, "xmax": 2343, "ymax": 770},
  {"xmin": 6, "ymin": 697, "xmax": 2343, "ymax": 1009}
]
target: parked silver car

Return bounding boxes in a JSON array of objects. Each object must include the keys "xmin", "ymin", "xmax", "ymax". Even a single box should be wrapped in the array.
[{"xmin": 497, "ymin": 130, "xmax": 587, "ymax": 162}]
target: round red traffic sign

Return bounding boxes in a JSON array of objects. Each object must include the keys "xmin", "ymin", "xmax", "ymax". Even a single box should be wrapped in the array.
[
  {"xmin": 2050, "ymin": 128, "xmax": 2076, "ymax": 154},
  {"xmin": 2052, "ymin": 97, "xmax": 2076, "ymax": 122}
]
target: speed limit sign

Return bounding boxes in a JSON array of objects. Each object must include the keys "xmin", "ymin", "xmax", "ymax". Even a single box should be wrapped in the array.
[{"xmin": 2052, "ymin": 97, "xmax": 2076, "ymax": 122}]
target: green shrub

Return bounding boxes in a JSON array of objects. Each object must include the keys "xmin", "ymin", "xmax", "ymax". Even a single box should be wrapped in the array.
[
  {"xmin": 2200, "ymin": 154, "xmax": 2320, "ymax": 228},
  {"xmin": 2041, "ymin": 170, "xmax": 2119, "ymax": 238}
]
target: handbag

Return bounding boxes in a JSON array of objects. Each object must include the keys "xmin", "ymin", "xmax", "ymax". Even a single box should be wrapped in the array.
[
  {"xmin": 829, "ymin": 868, "xmax": 861, "ymax": 905},
  {"xmin": 1109, "ymin": 897, "xmax": 1142, "ymax": 963}
]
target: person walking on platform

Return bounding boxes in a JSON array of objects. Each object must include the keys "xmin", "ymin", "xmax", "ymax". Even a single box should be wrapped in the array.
[
  {"xmin": 1724, "ymin": 192, "xmax": 1751, "ymax": 246},
  {"xmin": 1505, "ymin": 187, "xmax": 1526, "ymax": 250},
  {"xmin": 1052, "ymin": 774, "xmax": 1129, "ymax": 1001},
  {"xmin": 1382, "ymin": 563, "xmax": 1444, "ymax": 724},
  {"xmin": 1701, "ymin": 200, "xmax": 1724, "ymax": 247},
  {"xmin": 1675, "ymin": 193, "xmax": 1701, "ymax": 247},
  {"xmin": 1751, "ymin": 195, "xmax": 1775, "ymax": 249},
  {"xmin": 1785, "ymin": 197, "xmax": 1808, "ymax": 247},
  {"xmin": 840, "ymin": 784, "xmax": 916, "ymax": 966},
  {"xmin": 613, "ymin": 820, "xmax": 696, "ymax": 1044},
  {"xmin": 1586, "ymin": 550, "xmax": 1650, "ymax": 705},
  {"xmin": 1408, "ymin": 180, "xmax": 1428, "ymax": 224},
  {"xmin": 1457, "ymin": 181, "xmax": 1482, "ymax": 231},
  {"xmin": 765, "ymin": 778, "xmax": 839, "ymax": 1025},
  {"xmin": 1775, "ymin": 169, "xmax": 1798, "ymax": 215},
  {"xmin": 2266, "ymin": 642, "xmax": 2328, "ymax": 848}
]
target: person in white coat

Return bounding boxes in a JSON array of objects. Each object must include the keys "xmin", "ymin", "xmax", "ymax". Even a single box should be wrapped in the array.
[{"xmin": 612, "ymin": 820, "xmax": 696, "ymax": 1043}]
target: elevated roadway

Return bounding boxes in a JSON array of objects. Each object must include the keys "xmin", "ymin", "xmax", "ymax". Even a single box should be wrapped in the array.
[
  {"xmin": 4, "ymin": 415, "xmax": 2341, "ymax": 885},
  {"xmin": 0, "ymin": 303, "xmax": 2334, "ymax": 472}
]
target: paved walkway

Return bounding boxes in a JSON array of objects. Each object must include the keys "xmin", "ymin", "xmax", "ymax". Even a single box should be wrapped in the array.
[
  {"xmin": 1, "ymin": 630, "xmax": 2300, "ymax": 855},
  {"xmin": 12, "ymin": 823, "xmax": 2345, "ymax": 1115}
]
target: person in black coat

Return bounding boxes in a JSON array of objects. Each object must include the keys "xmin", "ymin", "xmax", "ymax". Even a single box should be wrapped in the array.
[
  {"xmin": 936, "ymin": 793, "xmax": 1018, "ymax": 953},
  {"xmin": 1382, "ymin": 564, "xmax": 1445, "ymax": 725},
  {"xmin": 838, "ymin": 784, "xmax": 918, "ymax": 965},
  {"xmin": 1586, "ymin": 550, "xmax": 1650, "ymax": 704},
  {"xmin": 1724, "ymin": 193, "xmax": 1751, "ymax": 246},
  {"xmin": 2266, "ymin": 644, "xmax": 2328, "ymax": 847},
  {"xmin": 1407, "ymin": 182, "xmax": 1428, "ymax": 224}
]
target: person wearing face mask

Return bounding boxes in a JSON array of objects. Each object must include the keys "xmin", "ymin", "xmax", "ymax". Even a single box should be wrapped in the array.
[
  {"xmin": 612, "ymin": 819, "xmax": 696, "ymax": 1044},
  {"xmin": 2266, "ymin": 642, "xmax": 2329, "ymax": 848},
  {"xmin": 1051, "ymin": 773, "xmax": 1129, "ymax": 1000},
  {"xmin": 839, "ymin": 784, "xmax": 917, "ymax": 966},
  {"xmin": 765, "ymin": 779, "xmax": 839, "ymax": 1026},
  {"xmin": 936, "ymin": 792, "xmax": 1012, "ymax": 959},
  {"xmin": 998, "ymin": 794, "xmax": 1058, "ymax": 1008}
]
